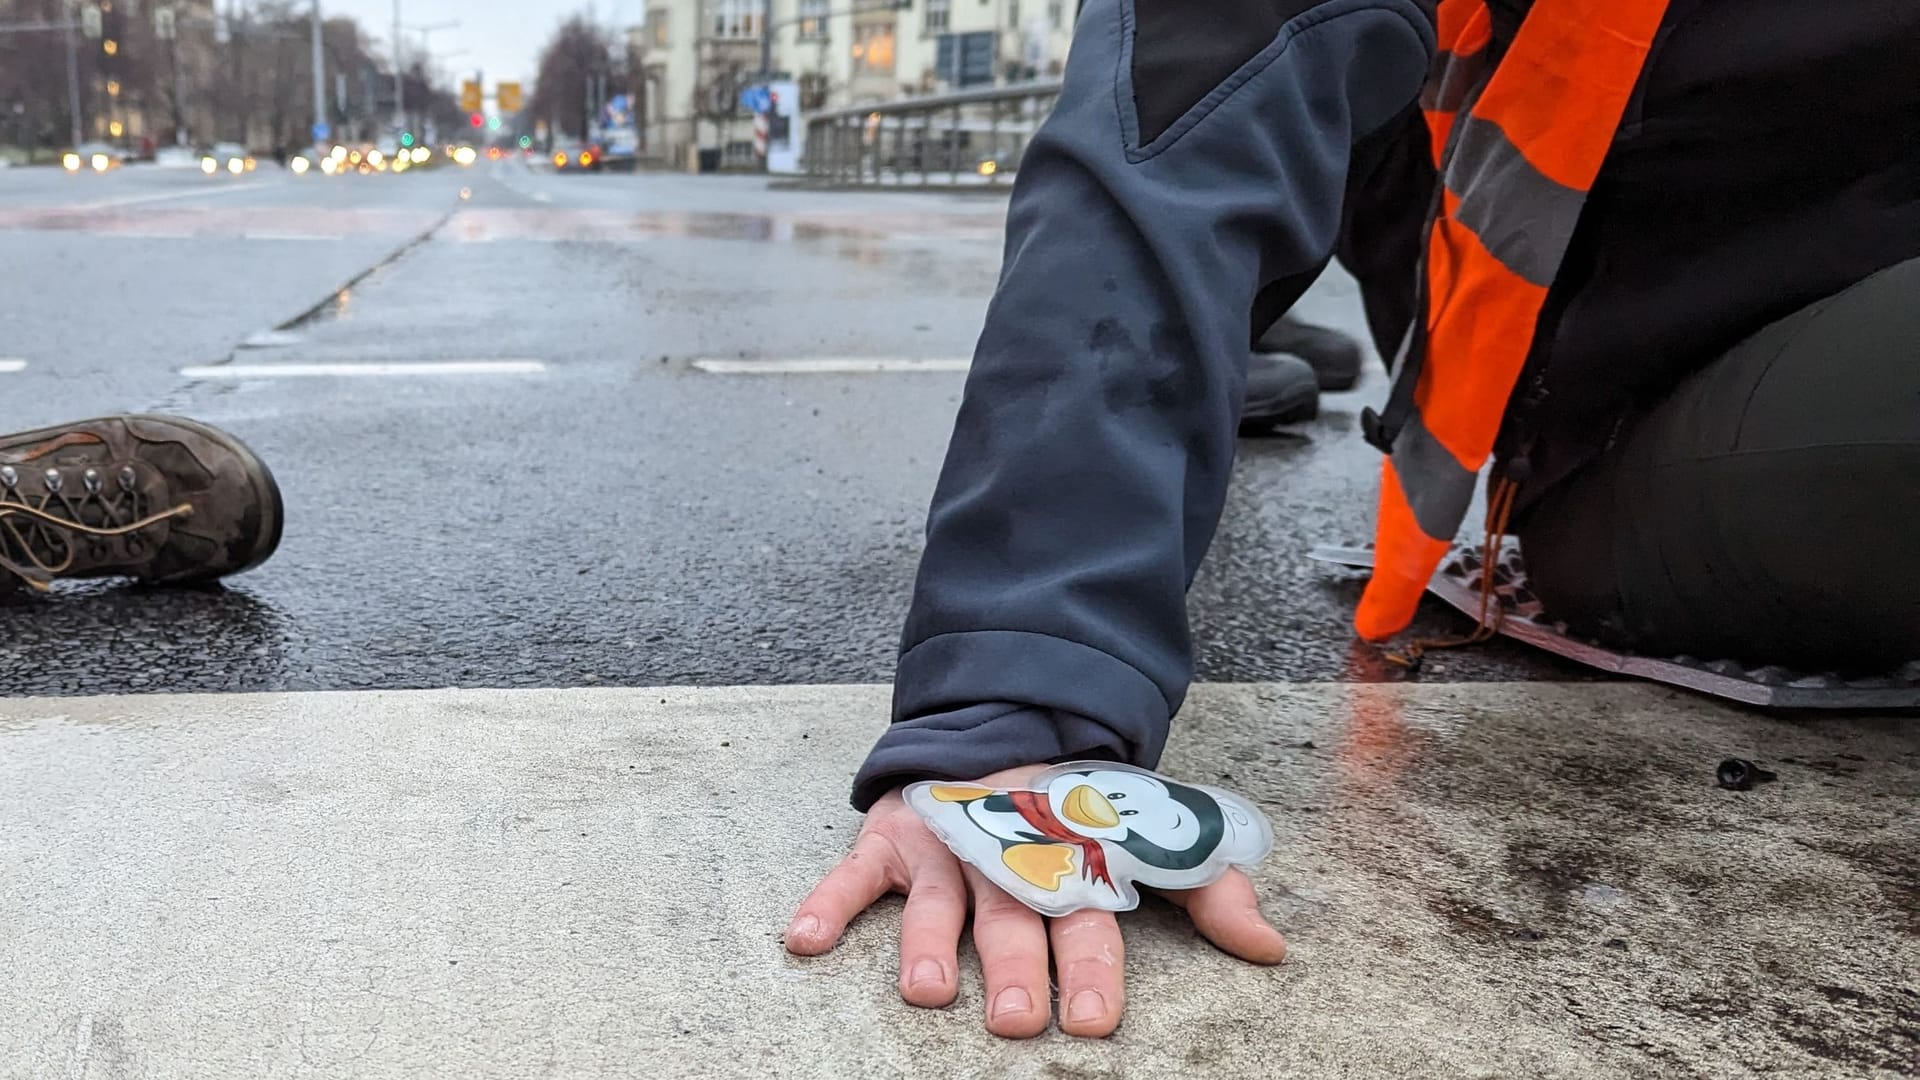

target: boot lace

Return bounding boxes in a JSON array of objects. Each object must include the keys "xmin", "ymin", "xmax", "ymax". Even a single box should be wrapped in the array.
[{"xmin": 0, "ymin": 462, "xmax": 192, "ymax": 591}]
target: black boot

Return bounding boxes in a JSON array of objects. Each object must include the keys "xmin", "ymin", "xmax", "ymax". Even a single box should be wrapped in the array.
[
  {"xmin": 1255, "ymin": 314, "xmax": 1365, "ymax": 392},
  {"xmin": 1239, "ymin": 352, "xmax": 1320, "ymax": 435}
]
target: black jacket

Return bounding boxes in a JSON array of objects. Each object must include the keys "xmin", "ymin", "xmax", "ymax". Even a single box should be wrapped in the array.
[{"xmin": 853, "ymin": 0, "xmax": 1920, "ymax": 808}]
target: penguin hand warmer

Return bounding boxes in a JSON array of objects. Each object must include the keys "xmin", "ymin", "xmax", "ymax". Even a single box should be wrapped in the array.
[{"xmin": 904, "ymin": 763, "xmax": 1275, "ymax": 917}]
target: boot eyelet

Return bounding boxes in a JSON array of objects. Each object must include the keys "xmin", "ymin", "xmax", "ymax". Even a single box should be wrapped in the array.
[
  {"xmin": 118, "ymin": 466, "xmax": 138, "ymax": 492},
  {"xmin": 83, "ymin": 468, "xmax": 101, "ymax": 493},
  {"xmin": 43, "ymin": 469, "xmax": 61, "ymax": 493},
  {"xmin": 0, "ymin": 466, "xmax": 14, "ymax": 488}
]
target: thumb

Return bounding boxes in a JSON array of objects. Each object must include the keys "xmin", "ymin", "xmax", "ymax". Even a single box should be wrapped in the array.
[{"xmin": 1161, "ymin": 869, "xmax": 1288, "ymax": 965}]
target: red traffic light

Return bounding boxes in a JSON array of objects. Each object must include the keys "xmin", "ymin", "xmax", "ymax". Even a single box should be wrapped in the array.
[{"xmin": 469, "ymin": 112, "xmax": 484, "ymax": 128}]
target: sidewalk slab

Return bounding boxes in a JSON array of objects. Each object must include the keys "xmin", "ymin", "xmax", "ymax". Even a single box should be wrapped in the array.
[{"xmin": 1, "ymin": 684, "xmax": 1914, "ymax": 1079}]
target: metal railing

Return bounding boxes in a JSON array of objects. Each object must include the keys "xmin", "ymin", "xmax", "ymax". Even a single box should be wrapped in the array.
[{"xmin": 803, "ymin": 80, "xmax": 1062, "ymax": 187}]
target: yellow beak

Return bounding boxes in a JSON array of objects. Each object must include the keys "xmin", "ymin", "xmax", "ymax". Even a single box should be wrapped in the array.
[{"xmin": 1061, "ymin": 784, "xmax": 1120, "ymax": 829}]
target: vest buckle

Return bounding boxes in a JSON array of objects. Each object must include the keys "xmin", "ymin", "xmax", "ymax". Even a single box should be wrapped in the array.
[{"xmin": 1360, "ymin": 406, "xmax": 1397, "ymax": 454}]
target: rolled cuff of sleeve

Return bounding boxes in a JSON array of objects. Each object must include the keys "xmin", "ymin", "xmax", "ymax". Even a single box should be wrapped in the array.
[{"xmin": 850, "ymin": 630, "xmax": 1175, "ymax": 810}]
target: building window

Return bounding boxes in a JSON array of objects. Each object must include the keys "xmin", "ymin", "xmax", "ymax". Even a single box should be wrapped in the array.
[
  {"xmin": 851, "ymin": 22, "xmax": 895, "ymax": 74},
  {"xmin": 1047, "ymin": 0, "xmax": 1062, "ymax": 27},
  {"xmin": 1008, "ymin": 0, "xmax": 1019, "ymax": 24},
  {"xmin": 648, "ymin": 8, "xmax": 671, "ymax": 47},
  {"xmin": 799, "ymin": 72, "xmax": 831, "ymax": 109},
  {"xmin": 925, "ymin": 0, "xmax": 949, "ymax": 33},
  {"xmin": 711, "ymin": 0, "xmax": 760, "ymax": 40},
  {"xmin": 797, "ymin": 0, "xmax": 829, "ymax": 39}
]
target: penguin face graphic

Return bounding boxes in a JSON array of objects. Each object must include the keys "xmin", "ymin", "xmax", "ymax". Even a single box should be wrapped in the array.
[
  {"xmin": 903, "ymin": 762, "xmax": 1275, "ymax": 917},
  {"xmin": 1045, "ymin": 769, "xmax": 1202, "ymax": 850}
]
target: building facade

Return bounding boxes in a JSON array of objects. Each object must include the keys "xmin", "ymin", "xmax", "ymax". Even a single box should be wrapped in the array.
[{"xmin": 632, "ymin": 0, "xmax": 1074, "ymax": 167}]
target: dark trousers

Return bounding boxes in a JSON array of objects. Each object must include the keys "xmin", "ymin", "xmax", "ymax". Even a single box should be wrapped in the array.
[{"xmin": 1519, "ymin": 255, "xmax": 1920, "ymax": 673}]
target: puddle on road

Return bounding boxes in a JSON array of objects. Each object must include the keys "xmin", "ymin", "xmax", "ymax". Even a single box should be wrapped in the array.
[{"xmin": 437, "ymin": 209, "xmax": 1004, "ymax": 247}]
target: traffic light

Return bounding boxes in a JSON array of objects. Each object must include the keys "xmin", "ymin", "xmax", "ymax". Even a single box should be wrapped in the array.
[
  {"xmin": 469, "ymin": 112, "xmax": 485, "ymax": 128},
  {"xmin": 486, "ymin": 116, "xmax": 502, "ymax": 132},
  {"xmin": 517, "ymin": 135, "xmax": 532, "ymax": 149},
  {"xmin": 497, "ymin": 82, "xmax": 523, "ymax": 113},
  {"xmin": 460, "ymin": 79, "xmax": 483, "ymax": 114},
  {"xmin": 400, "ymin": 131, "xmax": 415, "ymax": 147}
]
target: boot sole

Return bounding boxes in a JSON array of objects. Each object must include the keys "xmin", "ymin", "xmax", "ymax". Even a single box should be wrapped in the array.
[
  {"xmin": 1238, "ymin": 391, "xmax": 1320, "ymax": 435},
  {"xmin": 125, "ymin": 413, "xmax": 285, "ymax": 579}
]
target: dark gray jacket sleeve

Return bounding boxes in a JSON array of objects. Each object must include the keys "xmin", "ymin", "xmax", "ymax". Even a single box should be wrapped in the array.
[{"xmin": 852, "ymin": 0, "xmax": 1435, "ymax": 810}]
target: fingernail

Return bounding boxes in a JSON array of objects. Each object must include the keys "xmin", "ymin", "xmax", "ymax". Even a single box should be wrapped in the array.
[
  {"xmin": 787, "ymin": 915, "xmax": 820, "ymax": 942},
  {"xmin": 1066, "ymin": 989, "xmax": 1106, "ymax": 1024},
  {"xmin": 992, "ymin": 987, "xmax": 1032, "ymax": 1018},
  {"xmin": 909, "ymin": 959, "xmax": 945, "ymax": 990}
]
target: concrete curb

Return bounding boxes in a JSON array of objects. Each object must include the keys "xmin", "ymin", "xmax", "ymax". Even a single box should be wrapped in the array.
[{"xmin": 1, "ymin": 683, "xmax": 1913, "ymax": 1078}]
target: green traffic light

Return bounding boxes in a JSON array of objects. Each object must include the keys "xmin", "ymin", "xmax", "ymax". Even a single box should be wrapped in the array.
[
  {"xmin": 487, "ymin": 116, "xmax": 502, "ymax": 132},
  {"xmin": 518, "ymin": 135, "xmax": 532, "ymax": 149},
  {"xmin": 400, "ymin": 132, "xmax": 415, "ymax": 147}
]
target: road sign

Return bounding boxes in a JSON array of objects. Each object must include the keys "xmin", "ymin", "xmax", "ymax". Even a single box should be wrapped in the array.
[
  {"xmin": 738, "ymin": 85, "xmax": 771, "ymax": 114},
  {"xmin": 459, "ymin": 80, "xmax": 483, "ymax": 114},
  {"xmin": 311, "ymin": 122, "xmax": 330, "ymax": 142},
  {"xmin": 497, "ymin": 81, "xmax": 523, "ymax": 113},
  {"xmin": 936, "ymin": 31, "xmax": 998, "ymax": 88}
]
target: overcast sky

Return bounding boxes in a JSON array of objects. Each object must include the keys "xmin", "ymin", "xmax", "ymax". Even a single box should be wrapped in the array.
[{"xmin": 323, "ymin": 0, "xmax": 647, "ymax": 90}]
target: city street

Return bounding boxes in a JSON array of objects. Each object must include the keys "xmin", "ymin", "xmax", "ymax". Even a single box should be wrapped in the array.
[
  {"xmin": 0, "ymin": 156, "xmax": 1569, "ymax": 694},
  {"xmin": 2, "ymin": 160, "xmax": 1915, "ymax": 1078}
]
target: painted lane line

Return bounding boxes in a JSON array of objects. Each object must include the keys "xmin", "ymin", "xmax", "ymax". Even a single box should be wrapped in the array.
[
  {"xmin": 79, "ymin": 180, "xmax": 275, "ymax": 211},
  {"xmin": 0, "ymin": 359, "xmax": 27, "ymax": 373},
  {"xmin": 692, "ymin": 357, "xmax": 969, "ymax": 374},
  {"xmin": 179, "ymin": 360, "xmax": 548, "ymax": 379}
]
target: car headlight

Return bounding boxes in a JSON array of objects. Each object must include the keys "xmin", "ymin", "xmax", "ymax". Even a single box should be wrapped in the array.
[
  {"xmin": 90, "ymin": 153, "xmax": 109, "ymax": 172},
  {"xmin": 62, "ymin": 152, "xmax": 81, "ymax": 171},
  {"xmin": 227, "ymin": 158, "xmax": 243, "ymax": 174},
  {"xmin": 290, "ymin": 156, "xmax": 311, "ymax": 175},
  {"xmin": 200, "ymin": 156, "xmax": 218, "ymax": 174}
]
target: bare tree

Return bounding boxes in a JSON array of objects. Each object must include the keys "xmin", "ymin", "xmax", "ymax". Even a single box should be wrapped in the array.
[{"xmin": 529, "ymin": 14, "xmax": 620, "ymax": 141}]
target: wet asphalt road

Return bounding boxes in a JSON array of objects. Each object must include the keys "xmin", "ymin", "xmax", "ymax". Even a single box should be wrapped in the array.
[{"xmin": 0, "ymin": 158, "xmax": 1576, "ymax": 694}]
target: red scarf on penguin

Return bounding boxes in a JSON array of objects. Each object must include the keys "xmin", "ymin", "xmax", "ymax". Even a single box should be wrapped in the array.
[{"xmin": 1008, "ymin": 790, "xmax": 1116, "ymax": 893}]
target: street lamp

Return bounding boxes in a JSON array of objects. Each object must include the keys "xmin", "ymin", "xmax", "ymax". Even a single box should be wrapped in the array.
[{"xmin": 311, "ymin": 1, "xmax": 327, "ymax": 150}]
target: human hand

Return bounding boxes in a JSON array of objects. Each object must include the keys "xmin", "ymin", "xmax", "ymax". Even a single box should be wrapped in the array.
[{"xmin": 783, "ymin": 766, "xmax": 1288, "ymax": 1038}]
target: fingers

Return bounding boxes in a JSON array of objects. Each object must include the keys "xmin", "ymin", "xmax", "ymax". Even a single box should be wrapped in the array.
[
  {"xmin": 896, "ymin": 850, "xmax": 966, "ymax": 1008},
  {"xmin": 1162, "ymin": 869, "xmax": 1288, "ymax": 965},
  {"xmin": 785, "ymin": 831, "xmax": 898, "ymax": 956},
  {"xmin": 1048, "ymin": 908, "xmax": 1126, "ymax": 1038},
  {"xmin": 962, "ymin": 866, "xmax": 1052, "ymax": 1039}
]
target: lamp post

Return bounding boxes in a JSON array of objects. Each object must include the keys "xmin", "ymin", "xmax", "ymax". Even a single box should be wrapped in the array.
[{"xmin": 310, "ymin": 0, "xmax": 327, "ymax": 147}]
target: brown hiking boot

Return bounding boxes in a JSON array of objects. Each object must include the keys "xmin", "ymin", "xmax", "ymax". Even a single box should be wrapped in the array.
[{"xmin": 0, "ymin": 414, "xmax": 283, "ymax": 592}]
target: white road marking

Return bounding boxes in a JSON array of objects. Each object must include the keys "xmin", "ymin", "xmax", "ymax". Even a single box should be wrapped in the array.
[
  {"xmin": 241, "ymin": 231, "xmax": 339, "ymax": 242},
  {"xmin": 532, "ymin": 192, "xmax": 553, "ymax": 203},
  {"xmin": 179, "ymin": 360, "xmax": 548, "ymax": 379},
  {"xmin": 0, "ymin": 359, "xmax": 26, "ymax": 373},
  {"xmin": 79, "ymin": 180, "xmax": 274, "ymax": 210},
  {"xmin": 693, "ymin": 357, "xmax": 969, "ymax": 374}
]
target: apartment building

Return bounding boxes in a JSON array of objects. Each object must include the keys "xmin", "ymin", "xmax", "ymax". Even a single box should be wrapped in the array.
[{"xmin": 631, "ymin": 0, "xmax": 1074, "ymax": 167}]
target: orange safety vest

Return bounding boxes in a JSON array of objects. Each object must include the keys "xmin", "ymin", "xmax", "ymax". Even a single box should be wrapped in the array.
[{"xmin": 1354, "ymin": 0, "xmax": 1672, "ymax": 642}]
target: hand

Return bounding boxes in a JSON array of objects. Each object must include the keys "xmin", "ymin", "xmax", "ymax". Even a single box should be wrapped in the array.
[{"xmin": 783, "ymin": 766, "xmax": 1288, "ymax": 1038}]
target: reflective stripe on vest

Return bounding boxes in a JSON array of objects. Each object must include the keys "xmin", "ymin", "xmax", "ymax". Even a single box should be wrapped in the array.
[{"xmin": 1354, "ymin": 0, "xmax": 1670, "ymax": 642}]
